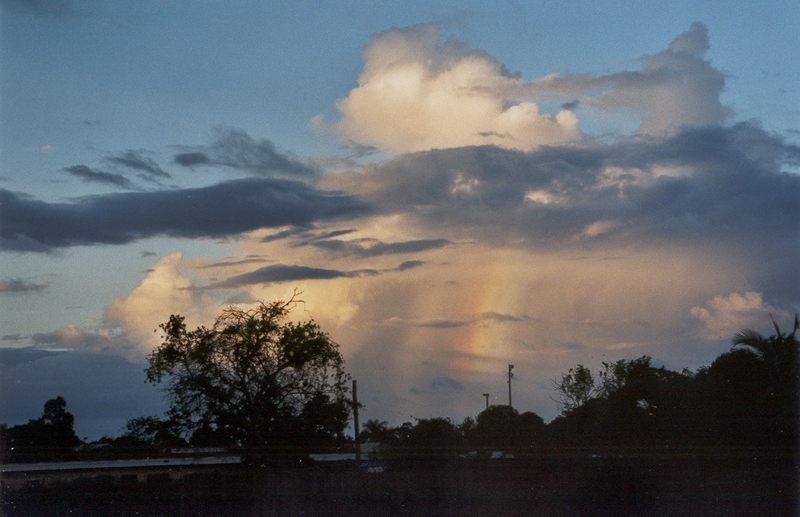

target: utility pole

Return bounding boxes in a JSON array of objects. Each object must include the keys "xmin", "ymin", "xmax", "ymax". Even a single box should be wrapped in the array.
[
  {"xmin": 483, "ymin": 393, "xmax": 490, "ymax": 410},
  {"xmin": 507, "ymin": 364, "xmax": 514, "ymax": 409},
  {"xmin": 352, "ymin": 379, "xmax": 360, "ymax": 463}
]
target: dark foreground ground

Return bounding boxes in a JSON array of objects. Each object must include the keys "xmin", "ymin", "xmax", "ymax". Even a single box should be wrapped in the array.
[{"xmin": 2, "ymin": 450, "xmax": 797, "ymax": 516}]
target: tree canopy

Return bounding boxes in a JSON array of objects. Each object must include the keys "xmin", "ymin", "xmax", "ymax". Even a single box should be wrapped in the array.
[{"xmin": 146, "ymin": 298, "xmax": 351, "ymax": 448}]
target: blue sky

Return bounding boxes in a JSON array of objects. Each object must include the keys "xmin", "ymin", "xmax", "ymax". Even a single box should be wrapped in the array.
[{"xmin": 1, "ymin": 0, "xmax": 798, "ymax": 439}]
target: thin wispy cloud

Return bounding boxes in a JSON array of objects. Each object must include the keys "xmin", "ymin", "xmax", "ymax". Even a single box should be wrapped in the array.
[
  {"xmin": 174, "ymin": 127, "xmax": 316, "ymax": 178},
  {"xmin": 62, "ymin": 165, "xmax": 136, "ymax": 190},
  {"xmin": 106, "ymin": 150, "xmax": 170, "ymax": 179},
  {"xmin": 209, "ymin": 260, "xmax": 425, "ymax": 289},
  {"xmin": 2, "ymin": 0, "xmax": 72, "ymax": 17},
  {"xmin": 0, "ymin": 278, "xmax": 48, "ymax": 293},
  {"xmin": 383, "ymin": 311, "xmax": 531, "ymax": 329},
  {"xmin": 298, "ymin": 236, "xmax": 452, "ymax": 258}
]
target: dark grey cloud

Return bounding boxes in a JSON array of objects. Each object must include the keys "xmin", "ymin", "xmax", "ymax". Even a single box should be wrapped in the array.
[
  {"xmin": 0, "ymin": 347, "xmax": 61, "ymax": 366},
  {"xmin": 210, "ymin": 260, "xmax": 425, "ymax": 289},
  {"xmin": 480, "ymin": 312, "xmax": 531, "ymax": 323},
  {"xmin": 1, "ymin": 0, "xmax": 72, "ymax": 17},
  {"xmin": 2, "ymin": 334, "xmax": 25, "ymax": 342},
  {"xmin": 410, "ymin": 376, "xmax": 465, "ymax": 395},
  {"xmin": 106, "ymin": 150, "xmax": 170, "ymax": 179},
  {"xmin": 299, "ymin": 236, "xmax": 452, "ymax": 258},
  {"xmin": 560, "ymin": 100, "xmax": 580, "ymax": 111},
  {"xmin": 261, "ymin": 226, "xmax": 313, "ymax": 243},
  {"xmin": 386, "ymin": 311, "xmax": 530, "ymax": 329},
  {"xmin": 396, "ymin": 260, "xmax": 425, "ymax": 271},
  {"xmin": 173, "ymin": 152, "xmax": 209, "ymax": 167},
  {"xmin": 210, "ymin": 264, "xmax": 376, "ymax": 288},
  {"xmin": 262, "ymin": 227, "xmax": 359, "ymax": 245},
  {"xmin": 0, "ymin": 278, "xmax": 48, "ymax": 293},
  {"xmin": 1, "ymin": 178, "xmax": 370, "ymax": 252},
  {"xmin": 63, "ymin": 165, "xmax": 136, "ymax": 189},
  {"xmin": 342, "ymin": 141, "xmax": 380, "ymax": 159},
  {"xmin": 333, "ymin": 123, "xmax": 800, "ymax": 252},
  {"xmin": 197, "ymin": 257, "xmax": 270, "ymax": 269},
  {"xmin": 173, "ymin": 127, "xmax": 316, "ymax": 178},
  {"xmin": 140, "ymin": 251, "xmax": 157, "ymax": 258}
]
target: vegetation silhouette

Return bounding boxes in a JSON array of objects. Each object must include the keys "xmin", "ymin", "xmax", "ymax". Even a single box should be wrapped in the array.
[
  {"xmin": 144, "ymin": 296, "xmax": 351, "ymax": 450},
  {"xmin": 2, "ymin": 314, "xmax": 797, "ymax": 515},
  {"xmin": 3, "ymin": 396, "xmax": 81, "ymax": 462}
]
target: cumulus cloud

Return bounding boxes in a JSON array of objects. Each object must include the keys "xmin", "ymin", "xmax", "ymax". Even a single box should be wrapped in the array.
[
  {"xmin": 335, "ymin": 24, "xmax": 581, "ymax": 153},
  {"xmin": 14, "ymin": 254, "xmax": 217, "ymax": 360},
  {"xmin": 0, "ymin": 178, "xmax": 370, "ymax": 251},
  {"xmin": 690, "ymin": 291, "xmax": 792, "ymax": 339},
  {"xmin": 173, "ymin": 127, "xmax": 316, "ymax": 178},
  {"xmin": 62, "ymin": 165, "xmax": 136, "ymax": 190},
  {"xmin": 104, "ymin": 252, "xmax": 217, "ymax": 355},
  {"xmin": 335, "ymin": 23, "xmax": 731, "ymax": 153},
  {"xmin": 31, "ymin": 324, "xmax": 136, "ymax": 355},
  {"xmin": 531, "ymin": 22, "xmax": 729, "ymax": 135}
]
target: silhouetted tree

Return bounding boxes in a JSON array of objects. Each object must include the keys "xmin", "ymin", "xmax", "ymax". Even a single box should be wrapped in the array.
[
  {"xmin": 696, "ymin": 315, "xmax": 799, "ymax": 446},
  {"xmin": 359, "ymin": 419, "xmax": 395, "ymax": 443},
  {"xmin": 403, "ymin": 418, "xmax": 460, "ymax": 453},
  {"xmin": 5, "ymin": 396, "xmax": 81, "ymax": 461},
  {"xmin": 516, "ymin": 411, "xmax": 546, "ymax": 446},
  {"xmin": 552, "ymin": 364, "xmax": 597, "ymax": 413},
  {"xmin": 476, "ymin": 405, "xmax": 517, "ymax": 447},
  {"xmin": 549, "ymin": 357, "xmax": 695, "ymax": 447},
  {"xmin": 117, "ymin": 416, "xmax": 187, "ymax": 447},
  {"xmin": 146, "ymin": 298, "xmax": 350, "ymax": 449}
]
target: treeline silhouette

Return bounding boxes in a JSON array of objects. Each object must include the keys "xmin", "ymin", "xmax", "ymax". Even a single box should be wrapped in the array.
[{"xmin": 3, "ymin": 316, "xmax": 797, "ymax": 463}]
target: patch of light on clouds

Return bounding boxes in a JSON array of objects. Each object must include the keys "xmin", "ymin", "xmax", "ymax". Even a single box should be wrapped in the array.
[{"xmin": 450, "ymin": 172, "xmax": 480, "ymax": 195}]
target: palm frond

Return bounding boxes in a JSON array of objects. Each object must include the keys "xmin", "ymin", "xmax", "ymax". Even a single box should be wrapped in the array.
[
  {"xmin": 732, "ymin": 329, "xmax": 767, "ymax": 355},
  {"xmin": 732, "ymin": 328, "xmax": 763, "ymax": 345},
  {"xmin": 769, "ymin": 313, "xmax": 782, "ymax": 337}
]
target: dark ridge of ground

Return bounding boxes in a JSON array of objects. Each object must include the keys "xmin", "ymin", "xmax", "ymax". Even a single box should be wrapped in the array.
[{"xmin": 2, "ymin": 450, "xmax": 797, "ymax": 516}]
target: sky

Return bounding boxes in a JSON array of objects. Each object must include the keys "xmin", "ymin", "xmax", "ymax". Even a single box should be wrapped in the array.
[{"xmin": 1, "ymin": 0, "xmax": 798, "ymax": 440}]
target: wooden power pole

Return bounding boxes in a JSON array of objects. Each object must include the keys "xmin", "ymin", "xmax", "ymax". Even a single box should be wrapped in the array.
[
  {"xmin": 352, "ymin": 379, "xmax": 360, "ymax": 462},
  {"xmin": 507, "ymin": 364, "xmax": 514, "ymax": 409}
]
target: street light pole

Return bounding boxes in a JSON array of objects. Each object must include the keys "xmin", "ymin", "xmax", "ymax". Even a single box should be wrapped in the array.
[
  {"xmin": 507, "ymin": 364, "xmax": 514, "ymax": 409},
  {"xmin": 483, "ymin": 393, "xmax": 490, "ymax": 410}
]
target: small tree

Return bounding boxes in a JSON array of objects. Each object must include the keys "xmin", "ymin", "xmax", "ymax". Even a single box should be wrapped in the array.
[
  {"xmin": 146, "ymin": 298, "xmax": 350, "ymax": 448},
  {"xmin": 552, "ymin": 364, "xmax": 598, "ymax": 413}
]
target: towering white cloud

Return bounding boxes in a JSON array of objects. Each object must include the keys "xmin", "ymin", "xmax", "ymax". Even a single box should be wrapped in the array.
[
  {"xmin": 335, "ymin": 24, "xmax": 581, "ymax": 153},
  {"xmin": 334, "ymin": 22, "xmax": 729, "ymax": 154}
]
